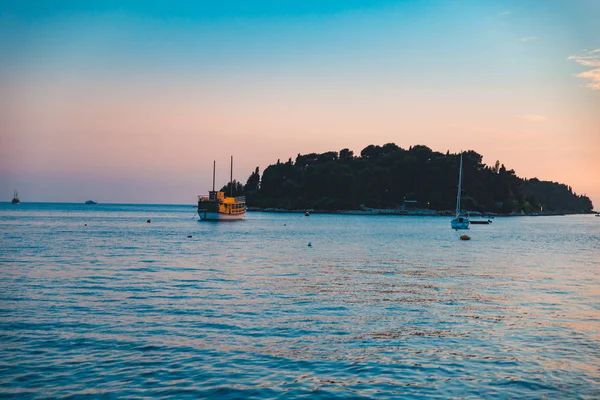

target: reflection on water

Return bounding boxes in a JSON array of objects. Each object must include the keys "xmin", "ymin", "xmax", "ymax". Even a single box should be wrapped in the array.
[{"xmin": 1, "ymin": 203, "xmax": 599, "ymax": 397}]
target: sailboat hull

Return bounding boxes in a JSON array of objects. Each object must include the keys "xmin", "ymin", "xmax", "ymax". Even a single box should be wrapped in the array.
[{"xmin": 451, "ymin": 218, "xmax": 470, "ymax": 229}]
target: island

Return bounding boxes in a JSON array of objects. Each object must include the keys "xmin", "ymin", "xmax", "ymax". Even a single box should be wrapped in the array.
[{"xmin": 221, "ymin": 144, "xmax": 594, "ymax": 215}]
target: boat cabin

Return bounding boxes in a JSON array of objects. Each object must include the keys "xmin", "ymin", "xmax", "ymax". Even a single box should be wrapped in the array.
[{"xmin": 198, "ymin": 191, "xmax": 246, "ymax": 215}]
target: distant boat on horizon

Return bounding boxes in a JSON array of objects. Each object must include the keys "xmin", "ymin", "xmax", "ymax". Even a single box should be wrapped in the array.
[
  {"xmin": 85, "ymin": 200, "xmax": 97, "ymax": 205},
  {"xmin": 11, "ymin": 191, "xmax": 20, "ymax": 204},
  {"xmin": 451, "ymin": 153, "xmax": 470, "ymax": 230},
  {"xmin": 198, "ymin": 157, "xmax": 246, "ymax": 221}
]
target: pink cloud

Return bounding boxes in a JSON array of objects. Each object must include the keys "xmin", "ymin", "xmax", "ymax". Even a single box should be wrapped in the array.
[
  {"xmin": 569, "ymin": 49, "xmax": 600, "ymax": 90},
  {"xmin": 576, "ymin": 69, "xmax": 600, "ymax": 90}
]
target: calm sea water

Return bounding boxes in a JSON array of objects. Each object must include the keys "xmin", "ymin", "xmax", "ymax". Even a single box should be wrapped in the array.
[{"xmin": 1, "ymin": 202, "xmax": 599, "ymax": 398}]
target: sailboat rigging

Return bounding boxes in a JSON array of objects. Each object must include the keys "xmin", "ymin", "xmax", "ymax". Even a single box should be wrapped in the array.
[{"xmin": 451, "ymin": 152, "xmax": 470, "ymax": 230}]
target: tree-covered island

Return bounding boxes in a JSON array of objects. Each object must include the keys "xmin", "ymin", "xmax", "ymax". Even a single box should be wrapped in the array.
[{"xmin": 221, "ymin": 144, "xmax": 594, "ymax": 214}]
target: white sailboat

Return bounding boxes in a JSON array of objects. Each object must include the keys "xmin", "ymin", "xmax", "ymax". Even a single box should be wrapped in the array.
[{"xmin": 451, "ymin": 152, "xmax": 470, "ymax": 230}]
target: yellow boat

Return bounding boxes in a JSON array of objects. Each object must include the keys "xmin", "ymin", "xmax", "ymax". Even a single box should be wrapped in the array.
[{"xmin": 198, "ymin": 157, "xmax": 246, "ymax": 221}]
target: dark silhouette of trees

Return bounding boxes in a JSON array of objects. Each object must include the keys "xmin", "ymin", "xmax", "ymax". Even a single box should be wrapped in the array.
[
  {"xmin": 220, "ymin": 180, "xmax": 244, "ymax": 197},
  {"xmin": 234, "ymin": 144, "xmax": 593, "ymax": 213},
  {"xmin": 492, "ymin": 160, "xmax": 501, "ymax": 174},
  {"xmin": 245, "ymin": 167, "xmax": 260, "ymax": 192}
]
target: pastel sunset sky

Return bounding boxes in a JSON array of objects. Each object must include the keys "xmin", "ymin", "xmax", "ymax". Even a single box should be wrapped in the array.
[{"xmin": 1, "ymin": 1, "xmax": 599, "ymax": 206}]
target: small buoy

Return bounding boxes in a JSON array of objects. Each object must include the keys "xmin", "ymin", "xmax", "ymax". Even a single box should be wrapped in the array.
[
  {"xmin": 284, "ymin": 224, "xmax": 286, "ymax": 226},
  {"xmin": 84, "ymin": 224, "xmax": 87, "ymax": 226},
  {"xmin": 147, "ymin": 219, "xmax": 151, "ymax": 223},
  {"xmin": 308, "ymin": 242, "xmax": 312, "ymax": 247},
  {"xmin": 187, "ymin": 235, "xmax": 192, "ymax": 238},
  {"xmin": 460, "ymin": 235, "xmax": 471, "ymax": 241}
]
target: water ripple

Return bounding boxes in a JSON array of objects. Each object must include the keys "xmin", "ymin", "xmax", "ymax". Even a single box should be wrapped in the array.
[{"xmin": 1, "ymin": 205, "xmax": 599, "ymax": 398}]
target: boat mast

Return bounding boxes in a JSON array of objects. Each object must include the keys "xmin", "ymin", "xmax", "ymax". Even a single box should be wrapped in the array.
[
  {"xmin": 212, "ymin": 161, "xmax": 216, "ymax": 192},
  {"xmin": 230, "ymin": 156, "xmax": 233, "ymax": 197},
  {"xmin": 456, "ymin": 152, "xmax": 463, "ymax": 217}
]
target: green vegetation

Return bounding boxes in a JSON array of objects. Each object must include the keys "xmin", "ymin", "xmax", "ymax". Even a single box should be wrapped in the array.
[{"xmin": 229, "ymin": 144, "xmax": 594, "ymax": 213}]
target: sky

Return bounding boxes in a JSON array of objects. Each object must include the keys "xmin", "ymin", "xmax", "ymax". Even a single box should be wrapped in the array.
[{"xmin": 1, "ymin": 0, "xmax": 599, "ymax": 207}]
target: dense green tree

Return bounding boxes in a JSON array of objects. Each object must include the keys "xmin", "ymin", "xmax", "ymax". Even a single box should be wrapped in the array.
[
  {"xmin": 234, "ymin": 144, "xmax": 593, "ymax": 213},
  {"xmin": 339, "ymin": 148, "xmax": 354, "ymax": 159},
  {"xmin": 245, "ymin": 167, "xmax": 260, "ymax": 192},
  {"xmin": 220, "ymin": 180, "xmax": 244, "ymax": 197}
]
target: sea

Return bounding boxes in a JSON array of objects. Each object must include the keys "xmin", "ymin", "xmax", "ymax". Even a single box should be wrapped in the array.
[{"xmin": 1, "ymin": 202, "xmax": 599, "ymax": 398}]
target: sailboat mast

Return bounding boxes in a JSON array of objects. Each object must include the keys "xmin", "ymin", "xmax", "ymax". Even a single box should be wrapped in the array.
[
  {"xmin": 230, "ymin": 156, "xmax": 233, "ymax": 197},
  {"xmin": 456, "ymin": 152, "xmax": 463, "ymax": 216},
  {"xmin": 212, "ymin": 161, "xmax": 216, "ymax": 192}
]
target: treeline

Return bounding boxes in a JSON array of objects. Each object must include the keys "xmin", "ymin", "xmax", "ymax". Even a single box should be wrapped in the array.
[{"xmin": 221, "ymin": 144, "xmax": 594, "ymax": 213}]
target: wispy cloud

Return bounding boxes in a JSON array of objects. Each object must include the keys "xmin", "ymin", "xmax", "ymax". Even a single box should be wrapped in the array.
[
  {"xmin": 568, "ymin": 49, "xmax": 600, "ymax": 90},
  {"xmin": 520, "ymin": 36, "xmax": 538, "ymax": 42},
  {"xmin": 520, "ymin": 114, "xmax": 548, "ymax": 122},
  {"xmin": 576, "ymin": 69, "xmax": 600, "ymax": 90},
  {"xmin": 498, "ymin": 11, "xmax": 511, "ymax": 16},
  {"xmin": 567, "ymin": 56, "xmax": 600, "ymax": 67}
]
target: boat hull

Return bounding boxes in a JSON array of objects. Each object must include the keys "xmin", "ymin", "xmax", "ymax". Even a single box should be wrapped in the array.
[
  {"xmin": 199, "ymin": 211, "xmax": 246, "ymax": 221},
  {"xmin": 451, "ymin": 218, "xmax": 470, "ymax": 230}
]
